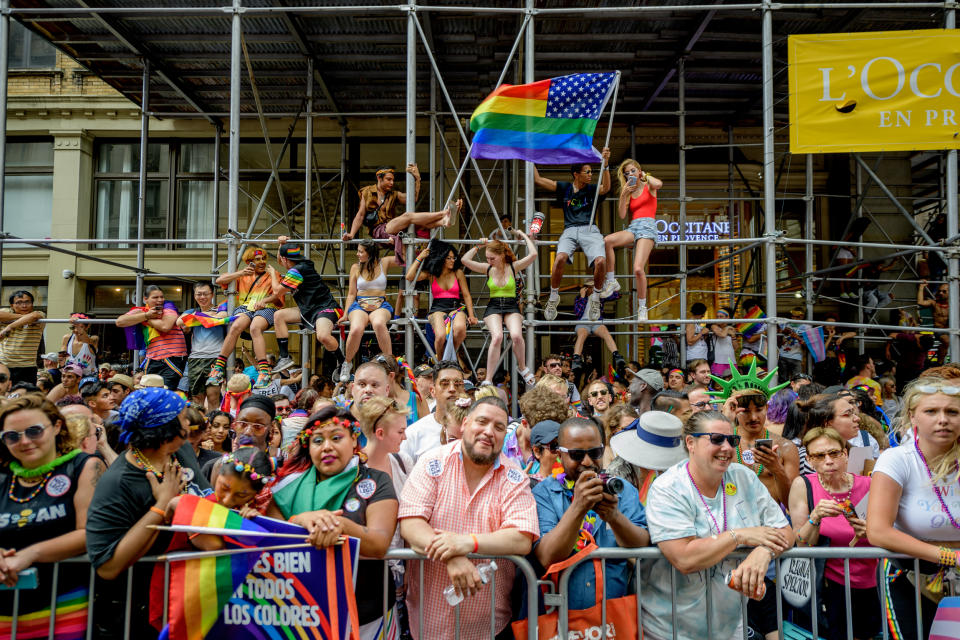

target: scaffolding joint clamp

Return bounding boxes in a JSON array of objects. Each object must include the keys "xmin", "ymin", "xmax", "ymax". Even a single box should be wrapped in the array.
[{"xmin": 764, "ymin": 231, "xmax": 787, "ymax": 244}]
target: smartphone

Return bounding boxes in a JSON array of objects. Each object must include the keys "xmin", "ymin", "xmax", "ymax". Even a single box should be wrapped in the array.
[
  {"xmin": 0, "ymin": 568, "xmax": 38, "ymax": 590},
  {"xmin": 627, "ymin": 175, "xmax": 638, "ymax": 186},
  {"xmin": 755, "ymin": 438, "xmax": 773, "ymax": 451}
]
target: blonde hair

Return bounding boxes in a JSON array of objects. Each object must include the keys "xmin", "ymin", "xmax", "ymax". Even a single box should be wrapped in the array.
[
  {"xmin": 355, "ymin": 396, "xmax": 410, "ymax": 438},
  {"xmin": 475, "ymin": 385, "xmax": 507, "ymax": 405},
  {"xmin": 801, "ymin": 427, "xmax": 849, "ymax": 452},
  {"xmin": 65, "ymin": 414, "xmax": 93, "ymax": 443},
  {"xmin": 616, "ymin": 158, "xmax": 641, "ymax": 194},
  {"xmin": 898, "ymin": 377, "xmax": 960, "ymax": 484},
  {"xmin": 441, "ymin": 395, "xmax": 472, "ymax": 444},
  {"xmin": 537, "ymin": 373, "xmax": 567, "ymax": 391}
]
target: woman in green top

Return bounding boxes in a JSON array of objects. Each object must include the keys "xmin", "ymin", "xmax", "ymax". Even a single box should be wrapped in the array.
[
  {"xmin": 462, "ymin": 230, "xmax": 538, "ymax": 388},
  {"xmin": 262, "ymin": 405, "xmax": 399, "ymax": 633}
]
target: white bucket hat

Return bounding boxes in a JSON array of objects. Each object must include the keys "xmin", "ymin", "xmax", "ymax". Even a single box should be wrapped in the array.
[{"xmin": 610, "ymin": 410, "xmax": 686, "ymax": 471}]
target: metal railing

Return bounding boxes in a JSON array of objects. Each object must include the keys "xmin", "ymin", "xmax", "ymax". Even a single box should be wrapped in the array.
[{"xmin": 3, "ymin": 545, "xmax": 926, "ymax": 640}]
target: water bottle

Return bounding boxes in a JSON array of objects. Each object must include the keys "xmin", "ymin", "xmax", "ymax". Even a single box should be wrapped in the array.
[
  {"xmin": 443, "ymin": 561, "xmax": 498, "ymax": 606},
  {"xmin": 529, "ymin": 212, "xmax": 545, "ymax": 235}
]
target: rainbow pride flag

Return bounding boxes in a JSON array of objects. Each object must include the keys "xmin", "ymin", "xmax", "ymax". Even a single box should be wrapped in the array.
[
  {"xmin": 180, "ymin": 312, "xmax": 232, "ymax": 329},
  {"xmin": 0, "ymin": 586, "xmax": 88, "ymax": 640},
  {"xmin": 123, "ymin": 302, "xmax": 180, "ymax": 351},
  {"xmin": 469, "ymin": 72, "xmax": 617, "ymax": 164},
  {"xmin": 736, "ymin": 305, "xmax": 765, "ymax": 338},
  {"xmin": 160, "ymin": 495, "xmax": 268, "ymax": 640}
]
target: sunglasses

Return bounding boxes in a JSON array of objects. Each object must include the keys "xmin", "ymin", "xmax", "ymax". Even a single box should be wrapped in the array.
[
  {"xmin": 807, "ymin": 449, "xmax": 846, "ymax": 462},
  {"xmin": 1, "ymin": 424, "xmax": 48, "ymax": 446},
  {"xmin": 690, "ymin": 400, "xmax": 713, "ymax": 409},
  {"xmin": 589, "ymin": 390, "xmax": 610, "ymax": 398},
  {"xmin": 690, "ymin": 432, "xmax": 741, "ymax": 447},
  {"xmin": 372, "ymin": 400, "xmax": 400, "ymax": 431},
  {"xmin": 234, "ymin": 421, "xmax": 268, "ymax": 434},
  {"xmin": 557, "ymin": 445, "xmax": 604, "ymax": 462},
  {"xmin": 0, "ymin": 374, "xmax": 8, "ymax": 383},
  {"xmin": 915, "ymin": 384, "xmax": 960, "ymax": 396}
]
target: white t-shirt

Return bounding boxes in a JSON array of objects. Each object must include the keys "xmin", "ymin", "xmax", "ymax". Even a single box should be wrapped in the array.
[
  {"xmin": 713, "ymin": 332, "xmax": 735, "ymax": 366},
  {"xmin": 849, "ymin": 431, "xmax": 880, "ymax": 459},
  {"xmin": 873, "ymin": 445, "xmax": 960, "ymax": 541},
  {"xmin": 399, "ymin": 413, "xmax": 442, "ymax": 462},
  {"xmin": 644, "ymin": 461, "xmax": 789, "ymax": 640},
  {"xmin": 388, "ymin": 452, "xmax": 414, "ymax": 552},
  {"xmin": 687, "ymin": 322, "xmax": 709, "ymax": 360}
]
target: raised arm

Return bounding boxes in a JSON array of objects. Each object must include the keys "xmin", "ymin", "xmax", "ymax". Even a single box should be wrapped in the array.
[
  {"xmin": 0, "ymin": 311, "xmax": 43, "ymax": 337},
  {"xmin": 396, "ymin": 163, "xmax": 422, "ymax": 206},
  {"xmin": 405, "ymin": 248, "xmax": 431, "ymax": 282},
  {"xmin": 460, "ymin": 240, "xmax": 489, "ymax": 274},
  {"xmin": 116, "ymin": 306, "xmax": 160, "ymax": 328},
  {"xmin": 512, "ymin": 230, "xmax": 538, "ymax": 271},
  {"xmin": 532, "ymin": 165, "xmax": 557, "ymax": 192},
  {"xmin": 215, "ymin": 264, "xmax": 254, "ymax": 289},
  {"xmin": 643, "ymin": 170, "xmax": 663, "ymax": 193},
  {"xmin": 917, "ymin": 281, "xmax": 934, "ymax": 307},
  {"xmin": 597, "ymin": 147, "xmax": 612, "ymax": 196}
]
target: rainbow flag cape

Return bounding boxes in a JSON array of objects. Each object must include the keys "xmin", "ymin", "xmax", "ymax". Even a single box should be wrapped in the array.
[
  {"xmin": 469, "ymin": 72, "xmax": 617, "ymax": 164},
  {"xmin": 160, "ymin": 495, "xmax": 269, "ymax": 640},
  {"xmin": 736, "ymin": 306, "xmax": 765, "ymax": 338},
  {"xmin": 798, "ymin": 325, "xmax": 826, "ymax": 362}
]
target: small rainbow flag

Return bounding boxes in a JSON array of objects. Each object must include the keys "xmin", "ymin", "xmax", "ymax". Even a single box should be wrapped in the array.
[
  {"xmin": 180, "ymin": 312, "xmax": 232, "ymax": 329},
  {"xmin": 930, "ymin": 595, "xmax": 960, "ymax": 640},
  {"xmin": 160, "ymin": 495, "xmax": 268, "ymax": 640},
  {"xmin": 469, "ymin": 73, "xmax": 617, "ymax": 164},
  {"xmin": 736, "ymin": 306, "xmax": 765, "ymax": 338}
]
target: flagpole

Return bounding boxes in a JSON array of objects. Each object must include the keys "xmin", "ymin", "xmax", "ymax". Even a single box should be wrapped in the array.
[
  {"xmin": 158, "ymin": 542, "xmax": 324, "ymax": 562},
  {"xmin": 586, "ymin": 70, "xmax": 621, "ymax": 230}
]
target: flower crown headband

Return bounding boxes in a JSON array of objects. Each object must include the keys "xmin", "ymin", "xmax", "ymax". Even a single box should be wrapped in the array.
[
  {"xmin": 298, "ymin": 415, "xmax": 361, "ymax": 446},
  {"xmin": 220, "ymin": 453, "xmax": 276, "ymax": 484}
]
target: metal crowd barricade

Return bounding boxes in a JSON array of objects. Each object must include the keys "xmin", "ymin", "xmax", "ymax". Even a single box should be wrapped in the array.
[{"xmin": 5, "ymin": 546, "xmax": 928, "ymax": 640}]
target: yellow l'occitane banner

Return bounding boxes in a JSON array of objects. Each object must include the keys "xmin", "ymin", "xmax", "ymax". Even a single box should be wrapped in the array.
[{"xmin": 789, "ymin": 29, "xmax": 960, "ymax": 154}]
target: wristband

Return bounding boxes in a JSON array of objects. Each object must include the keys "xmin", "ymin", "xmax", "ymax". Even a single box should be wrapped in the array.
[
  {"xmin": 808, "ymin": 516, "xmax": 820, "ymax": 527},
  {"xmin": 471, "ymin": 534, "xmax": 479, "ymax": 554},
  {"xmin": 149, "ymin": 506, "xmax": 166, "ymax": 519},
  {"xmin": 729, "ymin": 529, "xmax": 740, "ymax": 546}
]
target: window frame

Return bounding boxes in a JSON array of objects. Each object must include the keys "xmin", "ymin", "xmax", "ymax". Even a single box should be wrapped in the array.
[{"xmin": 7, "ymin": 23, "xmax": 57, "ymax": 71}]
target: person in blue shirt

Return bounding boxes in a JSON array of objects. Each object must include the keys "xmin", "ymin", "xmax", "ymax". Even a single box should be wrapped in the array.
[{"xmin": 532, "ymin": 417, "xmax": 649, "ymax": 610}]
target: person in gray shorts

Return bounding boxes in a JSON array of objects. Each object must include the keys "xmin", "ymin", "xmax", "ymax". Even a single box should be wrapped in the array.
[
  {"xmin": 176, "ymin": 282, "xmax": 228, "ymax": 409},
  {"xmin": 532, "ymin": 146, "xmax": 611, "ymax": 322}
]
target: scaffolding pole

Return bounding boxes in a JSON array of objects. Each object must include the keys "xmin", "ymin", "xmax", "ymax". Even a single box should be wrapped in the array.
[
  {"xmin": 947, "ymin": 5, "xmax": 959, "ymax": 363},
  {"xmin": 134, "ymin": 59, "xmax": 151, "ymax": 369},
  {"xmin": 0, "ymin": 0, "xmax": 8, "ymax": 293},
  {"xmin": 226, "ymin": 0, "xmax": 241, "ymax": 342},
  {"xmin": 678, "ymin": 58, "xmax": 688, "ymax": 365},
  {"xmin": 302, "ymin": 58, "xmax": 314, "ymax": 385},
  {"xmin": 761, "ymin": 0, "xmax": 778, "ymax": 379},
  {"xmin": 524, "ymin": 0, "xmax": 536, "ymax": 372},
  {"xmin": 404, "ymin": 0, "xmax": 416, "ymax": 366},
  {"xmin": 804, "ymin": 154, "xmax": 814, "ymax": 371},
  {"xmin": 211, "ymin": 124, "xmax": 222, "ymax": 276}
]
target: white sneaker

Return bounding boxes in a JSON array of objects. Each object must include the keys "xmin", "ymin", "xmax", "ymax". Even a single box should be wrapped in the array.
[
  {"xmin": 544, "ymin": 296, "xmax": 560, "ymax": 321},
  {"xmin": 273, "ymin": 356, "xmax": 295, "ymax": 373},
  {"xmin": 598, "ymin": 278, "xmax": 620, "ymax": 298},
  {"xmin": 339, "ymin": 360, "xmax": 353, "ymax": 383},
  {"xmin": 637, "ymin": 306, "xmax": 648, "ymax": 321},
  {"xmin": 585, "ymin": 293, "xmax": 602, "ymax": 321}
]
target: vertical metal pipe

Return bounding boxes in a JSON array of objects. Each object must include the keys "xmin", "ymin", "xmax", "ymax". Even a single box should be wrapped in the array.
[
  {"xmin": 339, "ymin": 125, "xmax": 347, "ymax": 287},
  {"xmin": 629, "ymin": 123, "xmax": 636, "ymax": 162},
  {"xmin": 805, "ymin": 154, "xmax": 814, "ymax": 370},
  {"xmin": 302, "ymin": 58, "xmax": 313, "ymax": 384},
  {"xmin": 761, "ymin": 0, "xmax": 778, "ymax": 378},
  {"xmin": 524, "ymin": 0, "xmax": 535, "ymax": 370},
  {"xmin": 855, "ymin": 162, "xmax": 864, "ymax": 354},
  {"xmin": 134, "ymin": 60, "xmax": 151, "ymax": 369},
  {"xmin": 946, "ymin": 7, "xmax": 959, "ymax": 362},
  {"xmin": 430, "ymin": 74, "xmax": 437, "ymax": 212},
  {"xmin": 678, "ymin": 58, "xmax": 688, "ymax": 365},
  {"xmin": 227, "ymin": 0, "xmax": 241, "ymax": 321},
  {"xmin": 728, "ymin": 126, "xmax": 736, "ymax": 310},
  {"xmin": 0, "ymin": 0, "xmax": 9, "ymax": 293},
  {"xmin": 211, "ymin": 124, "xmax": 222, "ymax": 278},
  {"xmin": 404, "ymin": 1, "xmax": 417, "ymax": 365}
]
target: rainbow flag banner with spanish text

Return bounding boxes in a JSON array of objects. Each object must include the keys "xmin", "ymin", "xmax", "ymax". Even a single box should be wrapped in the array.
[{"xmin": 469, "ymin": 72, "xmax": 617, "ymax": 165}]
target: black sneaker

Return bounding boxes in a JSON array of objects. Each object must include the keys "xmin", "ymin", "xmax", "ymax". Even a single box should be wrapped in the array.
[{"xmin": 571, "ymin": 354, "xmax": 583, "ymax": 373}]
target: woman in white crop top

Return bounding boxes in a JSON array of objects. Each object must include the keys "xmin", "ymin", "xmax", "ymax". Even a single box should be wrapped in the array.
[
  {"xmin": 867, "ymin": 377, "xmax": 960, "ymax": 638},
  {"xmin": 341, "ymin": 240, "xmax": 401, "ymax": 370},
  {"xmin": 60, "ymin": 313, "xmax": 99, "ymax": 376}
]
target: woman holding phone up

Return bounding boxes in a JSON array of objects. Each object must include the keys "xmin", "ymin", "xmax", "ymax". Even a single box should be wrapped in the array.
[{"xmin": 600, "ymin": 159, "xmax": 663, "ymax": 321}]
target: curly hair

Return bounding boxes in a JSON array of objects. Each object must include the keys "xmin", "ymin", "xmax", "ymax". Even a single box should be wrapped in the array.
[
  {"xmin": 422, "ymin": 238, "xmax": 462, "ymax": 278},
  {"xmin": 0, "ymin": 393, "xmax": 76, "ymax": 466},
  {"xmin": 603, "ymin": 403, "xmax": 638, "ymax": 441},
  {"xmin": 518, "ymin": 385, "xmax": 570, "ymax": 428}
]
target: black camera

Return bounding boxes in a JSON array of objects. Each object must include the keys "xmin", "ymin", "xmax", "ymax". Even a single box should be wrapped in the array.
[{"xmin": 597, "ymin": 472, "xmax": 624, "ymax": 495}]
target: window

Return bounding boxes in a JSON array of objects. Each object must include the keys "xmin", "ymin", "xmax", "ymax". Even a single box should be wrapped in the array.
[
  {"xmin": 3, "ymin": 140, "xmax": 54, "ymax": 245},
  {"xmin": 8, "ymin": 23, "xmax": 57, "ymax": 70}
]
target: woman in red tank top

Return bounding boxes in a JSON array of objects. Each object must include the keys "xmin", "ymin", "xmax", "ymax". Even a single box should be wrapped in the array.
[{"xmin": 601, "ymin": 159, "xmax": 663, "ymax": 321}]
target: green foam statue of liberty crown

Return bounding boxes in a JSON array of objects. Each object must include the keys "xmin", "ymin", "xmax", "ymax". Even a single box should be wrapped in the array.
[{"xmin": 706, "ymin": 359, "xmax": 790, "ymax": 401}]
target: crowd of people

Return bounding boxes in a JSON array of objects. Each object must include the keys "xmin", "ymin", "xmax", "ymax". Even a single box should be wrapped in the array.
[{"xmin": 0, "ymin": 161, "xmax": 956, "ymax": 640}]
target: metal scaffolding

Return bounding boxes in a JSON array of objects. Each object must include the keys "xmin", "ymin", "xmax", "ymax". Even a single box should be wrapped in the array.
[{"xmin": 1, "ymin": 0, "xmax": 959, "ymax": 385}]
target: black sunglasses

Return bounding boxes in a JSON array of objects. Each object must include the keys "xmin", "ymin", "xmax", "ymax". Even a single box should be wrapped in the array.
[
  {"xmin": 690, "ymin": 432, "xmax": 741, "ymax": 447},
  {"xmin": 1, "ymin": 424, "xmax": 48, "ymax": 446},
  {"xmin": 0, "ymin": 374, "xmax": 9, "ymax": 383},
  {"xmin": 557, "ymin": 445, "xmax": 604, "ymax": 462}
]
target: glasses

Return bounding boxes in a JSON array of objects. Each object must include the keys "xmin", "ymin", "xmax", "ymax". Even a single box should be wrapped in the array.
[
  {"xmin": 807, "ymin": 449, "xmax": 846, "ymax": 462},
  {"xmin": 546, "ymin": 362, "xmax": 562, "ymax": 369},
  {"xmin": 589, "ymin": 390, "xmax": 610, "ymax": 398},
  {"xmin": 1, "ymin": 424, "xmax": 48, "ymax": 446},
  {"xmin": 557, "ymin": 445, "xmax": 604, "ymax": 462},
  {"xmin": 234, "ymin": 421, "xmax": 268, "ymax": 434},
  {"xmin": 437, "ymin": 379, "xmax": 464, "ymax": 388},
  {"xmin": 915, "ymin": 384, "xmax": 960, "ymax": 396},
  {"xmin": 691, "ymin": 400, "xmax": 713, "ymax": 409},
  {"xmin": 690, "ymin": 432, "xmax": 741, "ymax": 447}
]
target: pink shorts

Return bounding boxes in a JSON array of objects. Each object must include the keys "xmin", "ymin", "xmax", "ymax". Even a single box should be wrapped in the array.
[{"xmin": 711, "ymin": 362, "xmax": 730, "ymax": 377}]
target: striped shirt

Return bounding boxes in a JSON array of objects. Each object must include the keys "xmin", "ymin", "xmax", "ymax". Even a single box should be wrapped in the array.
[
  {"xmin": 228, "ymin": 272, "xmax": 278, "ymax": 309},
  {"xmin": 144, "ymin": 304, "xmax": 187, "ymax": 360},
  {"xmin": 0, "ymin": 309, "xmax": 44, "ymax": 368},
  {"xmin": 398, "ymin": 441, "xmax": 539, "ymax": 640}
]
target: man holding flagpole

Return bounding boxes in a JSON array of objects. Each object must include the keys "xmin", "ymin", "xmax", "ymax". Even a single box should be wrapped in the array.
[{"xmin": 533, "ymin": 148, "xmax": 612, "ymax": 322}]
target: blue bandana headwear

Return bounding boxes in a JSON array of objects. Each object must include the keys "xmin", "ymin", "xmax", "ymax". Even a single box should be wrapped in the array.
[{"xmin": 115, "ymin": 387, "xmax": 187, "ymax": 444}]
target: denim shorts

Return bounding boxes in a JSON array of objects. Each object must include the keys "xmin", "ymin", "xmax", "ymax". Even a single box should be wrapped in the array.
[{"xmin": 628, "ymin": 217, "xmax": 658, "ymax": 242}]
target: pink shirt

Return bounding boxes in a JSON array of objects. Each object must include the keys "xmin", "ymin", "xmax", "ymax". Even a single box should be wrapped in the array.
[
  {"xmin": 398, "ymin": 441, "xmax": 539, "ymax": 639},
  {"xmin": 807, "ymin": 473, "xmax": 876, "ymax": 588}
]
